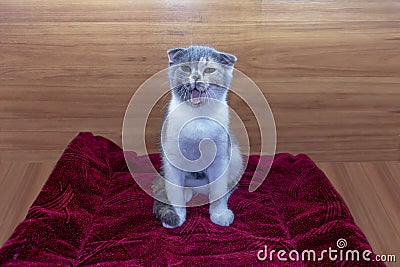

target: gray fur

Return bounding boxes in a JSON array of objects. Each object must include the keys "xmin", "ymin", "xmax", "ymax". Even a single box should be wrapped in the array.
[{"xmin": 152, "ymin": 175, "xmax": 180, "ymax": 228}]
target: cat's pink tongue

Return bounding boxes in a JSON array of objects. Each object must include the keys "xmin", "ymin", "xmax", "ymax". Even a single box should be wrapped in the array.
[{"xmin": 190, "ymin": 90, "xmax": 201, "ymax": 105}]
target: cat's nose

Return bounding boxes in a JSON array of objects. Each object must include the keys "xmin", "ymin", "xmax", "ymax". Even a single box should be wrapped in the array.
[{"xmin": 191, "ymin": 74, "xmax": 200, "ymax": 81}]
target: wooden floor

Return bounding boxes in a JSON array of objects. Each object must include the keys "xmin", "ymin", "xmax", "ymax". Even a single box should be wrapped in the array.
[
  {"xmin": 318, "ymin": 162, "xmax": 399, "ymax": 265},
  {"xmin": 0, "ymin": 0, "xmax": 399, "ymax": 264}
]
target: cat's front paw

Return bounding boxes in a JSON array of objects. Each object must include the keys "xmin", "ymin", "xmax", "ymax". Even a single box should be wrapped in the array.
[{"xmin": 210, "ymin": 208, "xmax": 234, "ymax": 226}]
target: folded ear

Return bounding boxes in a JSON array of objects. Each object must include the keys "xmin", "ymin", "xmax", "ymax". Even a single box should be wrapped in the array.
[
  {"xmin": 167, "ymin": 48, "xmax": 185, "ymax": 65},
  {"xmin": 219, "ymin": 52, "xmax": 237, "ymax": 66}
]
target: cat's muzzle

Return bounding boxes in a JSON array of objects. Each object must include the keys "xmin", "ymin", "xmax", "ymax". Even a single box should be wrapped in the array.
[
  {"xmin": 189, "ymin": 82, "xmax": 207, "ymax": 106},
  {"xmin": 190, "ymin": 81, "xmax": 206, "ymax": 91}
]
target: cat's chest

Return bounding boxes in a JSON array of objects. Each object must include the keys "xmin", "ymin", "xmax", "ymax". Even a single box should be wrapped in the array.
[
  {"xmin": 177, "ymin": 119, "xmax": 228, "ymax": 161},
  {"xmin": 179, "ymin": 118, "xmax": 224, "ymax": 141},
  {"xmin": 166, "ymin": 101, "xmax": 229, "ymax": 141}
]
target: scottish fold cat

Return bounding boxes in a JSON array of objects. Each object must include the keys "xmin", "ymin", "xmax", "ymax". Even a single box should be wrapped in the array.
[{"xmin": 152, "ymin": 45, "xmax": 243, "ymax": 228}]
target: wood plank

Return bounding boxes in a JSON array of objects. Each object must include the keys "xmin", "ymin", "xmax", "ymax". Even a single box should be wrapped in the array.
[
  {"xmin": 1, "ymin": 0, "xmax": 399, "ymax": 161},
  {"xmin": 0, "ymin": 161, "xmax": 55, "ymax": 246},
  {"xmin": 318, "ymin": 162, "xmax": 400, "ymax": 266}
]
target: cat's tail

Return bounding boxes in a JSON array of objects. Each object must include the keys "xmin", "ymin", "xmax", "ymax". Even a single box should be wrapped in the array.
[
  {"xmin": 152, "ymin": 174, "xmax": 180, "ymax": 228},
  {"xmin": 153, "ymin": 200, "xmax": 180, "ymax": 227}
]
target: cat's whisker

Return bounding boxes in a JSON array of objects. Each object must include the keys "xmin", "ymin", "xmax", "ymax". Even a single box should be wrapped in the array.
[
  {"xmin": 160, "ymin": 91, "xmax": 172, "ymax": 112},
  {"xmin": 207, "ymin": 88, "xmax": 217, "ymax": 102},
  {"xmin": 205, "ymin": 90, "xmax": 210, "ymax": 104}
]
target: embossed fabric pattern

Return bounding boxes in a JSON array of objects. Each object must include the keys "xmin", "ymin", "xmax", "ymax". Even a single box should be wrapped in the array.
[{"xmin": 0, "ymin": 133, "xmax": 384, "ymax": 266}]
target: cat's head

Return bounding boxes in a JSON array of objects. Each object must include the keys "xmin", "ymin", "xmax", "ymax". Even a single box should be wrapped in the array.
[{"xmin": 167, "ymin": 45, "xmax": 237, "ymax": 106}]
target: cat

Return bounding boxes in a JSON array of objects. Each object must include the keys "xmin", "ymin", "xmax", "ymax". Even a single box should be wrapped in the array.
[{"xmin": 152, "ymin": 45, "xmax": 243, "ymax": 228}]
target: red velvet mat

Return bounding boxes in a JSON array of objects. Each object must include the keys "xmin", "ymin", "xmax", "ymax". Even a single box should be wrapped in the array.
[{"xmin": 0, "ymin": 133, "xmax": 384, "ymax": 266}]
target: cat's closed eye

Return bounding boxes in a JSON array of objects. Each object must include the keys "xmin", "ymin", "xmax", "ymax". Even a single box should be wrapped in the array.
[
  {"xmin": 204, "ymin": 67, "xmax": 216, "ymax": 74},
  {"xmin": 180, "ymin": 65, "xmax": 191, "ymax": 72}
]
